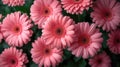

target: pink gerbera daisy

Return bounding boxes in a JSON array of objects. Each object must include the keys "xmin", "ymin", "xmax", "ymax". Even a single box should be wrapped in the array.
[
  {"xmin": 0, "ymin": 23, "xmax": 3, "ymax": 43},
  {"xmin": 107, "ymin": 29, "xmax": 120, "ymax": 54},
  {"xmin": 30, "ymin": 0, "xmax": 62, "ymax": 28},
  {"xmin": 61, "ymin": 0, "xmax": 92, "ymax": 14},
  {"xmin": 91, "ymin": 0, "xmax": 120, "ymax": 31},
  {"xmin": 2, "ymin": 0, "xmax": 25, "ymax": 6},
  {"xmin": 68, "ymin": 22, "xmax": 103, "ymax": 59},
  {"xmin": 1, "ymin": 12, "xmax": 33, "ymax": 47},
  {"xmin": 89, "ymin": 52, "xmax": 111, "ymax": 67},
  {"xmin": 31, "ymin": 37, "xmax": 63, "ymax": 67},
  {"xmin": 0, "ymin": 47, "xmax": 28, "ymax": 67},
  {"xmin": 42, "ymin": 15, "xmax": 75, "ymax": 49}
]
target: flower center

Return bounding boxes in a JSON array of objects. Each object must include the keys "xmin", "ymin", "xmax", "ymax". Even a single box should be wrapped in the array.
[
  {"xmin": 45, "ymin": 49, "xmax": 50, "ymax": 54},
  {"xmin": 97, "ymin": 59, "xmax": 102, "ymax": 64},
  {"xmin": 54, "ymin": 27, "xmax": 66, "ymax": 38},
  {"xmin": 56, "ymin": 28, "xmax": 62, "ymax": 35},
  {"xmin": 43, "ymin": 7, "xmax": 52, "ymax": 17},
  {"xmin": 12, "ymin": 24, "xmax": 22, "ymax": 35},
  {"xmin": 45, "ymin": 9, "xmax": 49, "ymax": 14},
  {"xmin": 105, "ymin": 12, "xmax": 111, "ymax": 18},
  {"xmin": 13, "ymin": 26, "xmax": 21, "ymax": 34},
  {"xmin": 78, "ymin": 33, "xmax": 90, "ymax": 47},
  {"xmin": 15, "ymin": 27, "xmax": 20, "ymax": 32},
  {"xmin": 82, "ymin": 38, "xmax": 88, "ymax": 43},
  {"xmin": 74, "ymin": 0, "xmax": 83, "ymax": 3},
  {"xmin": 75, "ymin": 0, "xmax": 79, "ymax": 1},
  {"xmin": 9, "ymin": 58, "xmax": 18, "ymax": 66},
  {"xmin": 11, "ymin": 59, "xmax": 16, "ymax": 64},
  {"xmin": 44, "ymin": 47, "xmax": 52, "ymax": 56},
  {"xmin": 103, "ymin": 11, "xmax": 112, "ymax": 21},
  {"xmin": 115, "ymin": 38, "xmax": 120, "ymax": 44}
]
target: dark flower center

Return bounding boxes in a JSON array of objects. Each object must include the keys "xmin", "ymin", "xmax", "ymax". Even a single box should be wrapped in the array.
[
  {"xmin": 44, "ymin": 9, "xmax": 49, "ymax": 14},
  {"xmin": 105, "ymin": 12, "xmax": 111, "ymax": 18},
  {"xmin": 78, "ymin": 34, "xmax": 90, "ymax": 46},
  {"xmin": 97, "ymin": 59, "xmax": 102, "ymax": 64},
  {"xmin": 103, "ymin": 11, "xmax": 112, "ymax": 21},
  {"xmin": 56, "ymin": 28, "xmax": 63, "ymax": 35},
  {"xmin": 116, "ymin": 39, "xmax": 120, "ymax": 43},
  {"xmin": 13, "ymin": 26, "xmax": 21, "ymax": 34},
  {"xmin": 45, "ymin": 49, "xmax": 50, "ymax": 54},
  {"xmin": 43, "ymin": 7, "xmax": 52, "ymax": 17},
  {"xmin": 82, "ymin": 38, "xmax": 87, "ymax": 42},
  {"xmin": 75, "ymin": 0, "xmax": 79, "ymax": 1},
  {"xmin": 11, "ymin": 59, "xmax": 16, "ymax": 64},
  {"xmin": 81, "ymin": 37, "xmax": 89, "ymax": 44},
  {"xmin": 74, "ymin": 0, "xmax": 83, "ymax": 2},
  {"xmin": 15, "ymin": 27, "xmax": 20, "ymax": 32}
]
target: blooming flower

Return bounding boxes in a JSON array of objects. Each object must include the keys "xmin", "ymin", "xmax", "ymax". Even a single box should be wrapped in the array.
[
  {"xmin": 2, "ymin": 0, "xmax": 25, "ymax": 6},
  {"xmin": 30, "ymin": 0, "xmax": 62, "ymax": 28},
  {"xmin": 89, "ymin": 52, "xmax": 111, "ymax": 67},
  {"xmin": 107, "ymin": 29, "xmax": 120, "ymax": 54},
  {"xmin": 68, "ymin": 22, "xmax": 103, "ymax": 59},
  {"xmin": 1, "ymin": 12, "xmax": 33, "ymax": 47},
  {"xmin": 31, "ymin": 37, "xmax": 63, "ymax": 67},
  {"xmin": 42, "ymin": 15, "xmax": 75, "ymax": 49},
  {"xmin": 61, "ymin": 0, "xmax": 92, "ymax": 14},
  {"xmin": 0, "ymin": 47, "xmax": 28, "ymax": 67},
  {"xmin": 91, "ymin": 0, "xmax": 120, "ymax": 31}
]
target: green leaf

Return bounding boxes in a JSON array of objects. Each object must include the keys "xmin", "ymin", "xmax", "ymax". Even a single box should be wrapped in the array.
[
  {"xmin": 101, "ymin": 30, "xmax": 109, "ymax": 49},
  {"xmin": 73, "ymin": 57, "xmax": 81, "ymax": 62},
  {"xmin": 63, "ymin": 49, "xmax": 72, "ymax": 60},
  {"xmin": 78, "ymin": 59, "xmax": 86, "ymax": 67},
  {"xmin": 30, "ymin": 63, "xmax": 38, "ymax": 67},
  {"xmin": 1, "ymin": 41, "xmax": 9, "ymax": 48},
  {"xmin": 5, "ymin": 6, "xmax": 11, "ymax": 14},
  {"xmin": 67, "ymin": 60, "xmax": 77, "ymax": 67},
  {"xmin": 0, "ymin": 42, "xmax": 4, "ymax": 53}
]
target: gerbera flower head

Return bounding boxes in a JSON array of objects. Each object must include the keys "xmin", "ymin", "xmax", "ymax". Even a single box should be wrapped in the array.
[
  {"xmin": 30, "ymin": 0, "xmax": 62, "ymax": 28},
  {"xmin": 68, "ymin": 22, "xmax": 103, "ymax": 59},
  {"xmin": 42, "ymin": 14, "xmax": 75, "ymax": 49},
  {"xmin": 0, "ymin": 47, "xmax": 28, "ymax": 67},
  {"xmin": 89, "ymin": 52, "xmax": 111, "ymax": 67},
  {"xmin": 2, "ymin": 0, "xmax": 25, "ymax": 6},
  {"xmin": 91, "ymin": 0, "xmax": 120, "ymax": 31},
  {"xmin": 107, "ymin": 29, "xmax": 120, "ymax": 54},
  {"xmin": 61, "ymin": 0, "xmax": 93, "ymax": 14},
  {"xmin": 1, "ymin": 12, "xmax": 33, "ymax": 47},
  {"xmin": 31, "ymin": 37, "xmax": 63, "ymax": 67}
]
